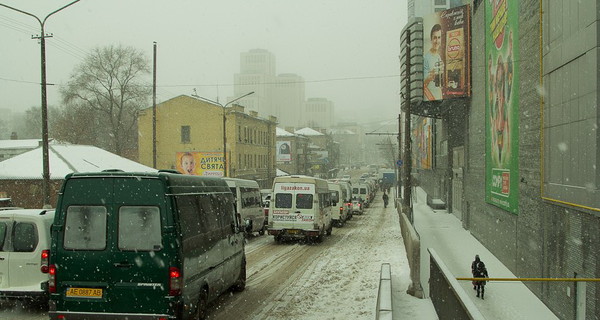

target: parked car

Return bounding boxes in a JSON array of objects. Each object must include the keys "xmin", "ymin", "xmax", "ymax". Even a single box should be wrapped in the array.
[
  {"xmin": 0, "ymin": 209, "xmax": 54, "ymax": 306},
  {"xmin": 49, "ymin": 171, "xmax": 246, "ymax": 320}
]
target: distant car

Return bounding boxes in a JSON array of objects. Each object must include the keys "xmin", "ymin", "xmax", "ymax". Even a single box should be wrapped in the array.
[
  {"xmin": 342, "ymin": 174, "xmax": 351, "ymax": 180},
  {"xmin": 350, "ymin": 200, "xmax": 364, "ymax": 215},
  {"xmin": 0, "ymin": 209, "xmax": 54, "ymax": 306}
]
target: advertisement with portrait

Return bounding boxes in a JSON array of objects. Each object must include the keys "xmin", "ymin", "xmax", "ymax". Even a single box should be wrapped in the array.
[
  {"xmin": 413, "ymin": 118, "xmax": 433, "ymax": 170},
  {"xmin": 277, "ymin": 141, "xmax": 292, "ymax": 162},
  {"xmin": 422, "ymin": 5, "xmax": 471, "ymax": 101},
  {"xmin": 485, "ymin": 0, "xmax": 519, "ymax": 214},
  {"xmin": 176, "ymin": 151, "xmax": 225, "ymax": 177}
]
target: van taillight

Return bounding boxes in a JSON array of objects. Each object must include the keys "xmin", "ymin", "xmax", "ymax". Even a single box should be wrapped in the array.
[
  {"xmin": 169, "ymin": 267, "xmax": 182, "ymax": 296},
  {"xmin": 339, "ymin": 207, "xmax": 344, "ymax": 212},
  {"xmin": 40, "ymin": 250, "xmax": 50, "ymax": 273},
  {"xmin": 48, "ymin": 265, "xmax": 57, "ymax": 293}
]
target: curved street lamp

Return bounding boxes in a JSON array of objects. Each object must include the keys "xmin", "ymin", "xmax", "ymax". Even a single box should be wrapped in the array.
[
  {"xmin": 194, "ymin": 91, "xmax": 255, "ymax": 177},
  {"xmin": 0, "ymin": 0, "xmax": 81, "ymax": 207}
]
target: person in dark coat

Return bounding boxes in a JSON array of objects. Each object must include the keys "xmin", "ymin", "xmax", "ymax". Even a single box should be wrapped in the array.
[
  {"xmin": 382, "ymin": 192, "xmax": 389, "ymax": 208},
  {"xmin": 471, "ymin": 255, "xmax": 489, "ymax": 299}
]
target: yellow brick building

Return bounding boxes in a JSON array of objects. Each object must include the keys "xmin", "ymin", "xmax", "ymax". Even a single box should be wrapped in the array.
[{"xmin": 138, "ymin": 95, "xmax": 277, "ymax": 188}]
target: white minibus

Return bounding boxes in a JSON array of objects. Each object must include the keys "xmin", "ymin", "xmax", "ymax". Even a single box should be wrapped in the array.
[
  {"xmin": 268, "ymin": 175, "xmax": 333, "ymax": 242},
  {"xmin": 224, "ymin": 178, "xmax": 266, "ymax": 235}
]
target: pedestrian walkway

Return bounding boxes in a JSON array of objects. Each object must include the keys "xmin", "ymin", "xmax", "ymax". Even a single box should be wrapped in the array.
[{"xmin": 411, "ymin": 187, "xmax": 558, "ymax": 319}]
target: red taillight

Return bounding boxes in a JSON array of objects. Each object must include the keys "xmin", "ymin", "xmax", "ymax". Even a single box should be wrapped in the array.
[
  {"xmin": 339, "ymin": 207, "xmax": 344, "ymax": 211},
  {"xmin": 48, "ymin": 265, "xmax": 57, "ymax": 293},
  {"xmin": 264, "ymin": 208, "xmax": 269, "ymax": 216},
  {"xmin": 169, "ymin": 267, "xmax": 182, "ymax": 296},
  {"xmin": 41, "ymin": 250, "xmax": 50, "ymax": 273}
]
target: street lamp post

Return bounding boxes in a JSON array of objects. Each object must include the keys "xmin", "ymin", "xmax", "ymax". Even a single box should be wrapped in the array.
[
  {"xmin": 1, "ymin": 0, "xmax": 80, "ymax": 207},
  {"xmin": 222, "ymin": 92, "xmax": 255, "ymax": 177}
]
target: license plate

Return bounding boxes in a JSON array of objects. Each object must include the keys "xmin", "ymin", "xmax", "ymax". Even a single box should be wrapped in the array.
[
  {"xmin": 66, "ymin": 287, "xmax": 103, "ymax": 298},
  {"xmin": 287, "ymin": 229, "xmax": 300, "ymax": 235}
]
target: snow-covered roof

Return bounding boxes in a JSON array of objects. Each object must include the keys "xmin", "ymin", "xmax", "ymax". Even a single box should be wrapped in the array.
[
  {"xmin": 276, "ymin": 169, "xmax": 289, "ymax": 176},
  {"xmin": 276, "ymin": 127, "xmax": 295, "ymax": 137},
  {"xmin": 0, "ymin": 139, "xmax": 42, "ymax": 150},
  {"xmin": 294, "ymin": 127, "xmax": 324, "ymax": 136},
  {"xmin": 0, "ymin": 144, "xmax": 157, "ymax": 180},
  {"xmin": 329, "ymin": 128, "xmax": 356, "ymax": 135}
]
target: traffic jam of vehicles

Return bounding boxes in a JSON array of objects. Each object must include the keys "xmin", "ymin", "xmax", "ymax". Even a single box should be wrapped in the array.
[{"xmin": 0, "ymin": 167, "xmax": 389, "ymax": 319}]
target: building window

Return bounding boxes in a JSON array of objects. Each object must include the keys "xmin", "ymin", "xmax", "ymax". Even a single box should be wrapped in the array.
[{"xmin": 181, "ymin": 126, "xmax": 191, "ymax": 143}]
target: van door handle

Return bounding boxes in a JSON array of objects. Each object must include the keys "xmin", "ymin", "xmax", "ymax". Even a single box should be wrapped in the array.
[
  {"xmin": 0, "ymin": 257, "xmax": 4, "ymax": 261},
  {"xmin": 113, "ymin": 262, "xmax": 132, "ymax": 268},
  {"xmin": 294, "ymin": 211, "xmax": 301, "ymax": 213}
]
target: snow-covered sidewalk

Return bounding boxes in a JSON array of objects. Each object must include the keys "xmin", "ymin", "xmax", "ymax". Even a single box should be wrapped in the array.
[{"xmin": 410, "ymin": 187, "xmax": 558, "ymax": 320}]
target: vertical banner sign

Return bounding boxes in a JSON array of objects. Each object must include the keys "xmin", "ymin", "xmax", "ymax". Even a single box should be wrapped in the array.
[
  {"xmin": 422, "ymin": 5, "xmax": 471, "ymax": 101},
  {"xmin": 176, "ymin": 151, "xmax": 225, "ymax": 177},
  {"xmin": 277, "ymin": 141, "xmax": 292, "ymax": 162},
  {"xmin": 485, "ymin": 0, "xmax": 519, "ymax": 214}
]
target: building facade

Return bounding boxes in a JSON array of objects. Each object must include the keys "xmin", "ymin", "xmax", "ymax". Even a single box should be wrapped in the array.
[
  {"xmin": 275, "ymin": 127, "xmax": 309, "ymax": 176},
  {"xmin": 401, "ymin": 1, "xmax": 600, "ymax": 318},
  {"xmin": 138, "ymin": 95, "xmax": 277, "ymax": 188},
  {"xmin": 303, "ymin": 98, "xmax": 334, "ymax": 129}
]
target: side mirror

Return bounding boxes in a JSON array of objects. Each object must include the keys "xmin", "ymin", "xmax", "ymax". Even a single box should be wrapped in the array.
[{"xmin": 234, "ymin": 213, "xmax": 244, "ymax": 233}]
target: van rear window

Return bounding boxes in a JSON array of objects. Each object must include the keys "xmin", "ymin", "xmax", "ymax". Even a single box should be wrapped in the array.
[
  {"xmin": 64, "ymin": 206, "xmax": 107, "ymax": 250},
  {"xmin": 13, "ymin": 222, "xmax": 38, "ymax": 252},
  {"xmin": 275, "ymin": 193, "xmax": 292, "ymax": 208},
  {"xmin": 360, "ymin": 188, "xmax": 367, "ymax": 194},
  {"xmin": 296, "ymin": 194, "xmax": 313, "ymax": 209},
  {"xmin": 118, "ymin": 206, "xmax": 162, "ymax": 251}
]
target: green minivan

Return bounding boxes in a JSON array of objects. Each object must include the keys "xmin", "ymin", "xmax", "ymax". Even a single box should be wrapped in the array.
[{"xmin": 48, "ymin": 171, "xmax": 246, "ymax": 319}]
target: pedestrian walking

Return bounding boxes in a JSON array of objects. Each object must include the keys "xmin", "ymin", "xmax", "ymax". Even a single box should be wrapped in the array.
[
  {"xmin": 471, "ymin": 255, "xmax": 489, "ymax": 299},
  {"xmin": 382, "ymin": 192, "xmax": 389, "ymax": 208}
]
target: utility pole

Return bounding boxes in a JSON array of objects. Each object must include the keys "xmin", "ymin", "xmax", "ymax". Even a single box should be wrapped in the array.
[
  {"xmin": 403, "ymin": 30, "xmax": 413, "ymax": 223},
  {"xmin": 0, "ymin": 0, "xmax": 80, "ymax": 207},
  {"xmin": 152, "ymin": 42, "xmax": 157, "ymax": 168}
]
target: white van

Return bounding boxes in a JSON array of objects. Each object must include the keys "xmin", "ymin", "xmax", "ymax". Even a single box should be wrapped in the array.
[
  {"xmin": 268, "ymin": 175, "xmax": 333, "ymax": 242},
  {"xmin": 327, "ymin": 182, "xmax": 348, "ymax": 227},
  {"xmin": 0, "ymin": 209, "xmax": 54, "ymax": 305},
  {"xmin": 224, "ymin": 178, "xmax": 266, "ymax": 235}
]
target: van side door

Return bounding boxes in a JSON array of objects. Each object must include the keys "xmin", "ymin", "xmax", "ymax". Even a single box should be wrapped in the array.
[
  {"xmin": 8, "ymin": 217, "xmax": 40, "ymax": 289},
  {"xmin": 215, "ymin": 193, "xmax": 243, "ymax": 287}
]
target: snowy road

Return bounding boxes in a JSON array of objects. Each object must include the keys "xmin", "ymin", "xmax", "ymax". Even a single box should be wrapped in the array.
[
  {"xmin": 0, "ymin": 195, "xmax": 412, "ymax": 320},
  {"xmin": 209, "ymin": 197, "xmax": 410, "ymax": 320}
]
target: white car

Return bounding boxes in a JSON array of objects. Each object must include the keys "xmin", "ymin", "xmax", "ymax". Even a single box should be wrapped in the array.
[{"xmin": 0, "ymin": 209, "xmax": 54, "ymax": 305}]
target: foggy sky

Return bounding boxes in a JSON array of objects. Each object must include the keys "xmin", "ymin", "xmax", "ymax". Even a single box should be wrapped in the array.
[{"xmin": 0, "ymin": 0, "xmax": 407, "ymax": 124}]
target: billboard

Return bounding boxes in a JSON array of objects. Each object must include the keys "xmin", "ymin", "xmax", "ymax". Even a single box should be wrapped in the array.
[
  {"xmin": 277, "ymin": 141, "xmax": 292, "ymax": 162},
  {"xmin": 413, "ymin": 118, "xmax": 433, "ymax": 169},
  {"xmin": 485, "ymin": 0, "xmax": 519, "ymax": 214},
  {"xmin": 176, "ymin": 151, "xmax": 225, "ymax": 177},
  {"xmin": 422, "ymin": 5, "xmax": 471, "ymax": 101}
]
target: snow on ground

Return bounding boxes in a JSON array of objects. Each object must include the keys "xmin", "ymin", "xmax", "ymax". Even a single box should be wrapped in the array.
[{"xmin": 413, "ymin": 187, "xmax": 559, "ymax": 320}]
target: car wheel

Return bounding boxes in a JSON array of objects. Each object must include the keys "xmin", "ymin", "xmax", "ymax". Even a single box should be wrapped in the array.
[
  {"xmin": 326, "ymin": 224, "xmax": 333, "ymax": 236},
  {"xmin": 195, "ymin": 288, "xmax": 208, "ymax": 320},
  {"xmin": 231, "ymin": 258, "xmax": 246, "ymax": 292},
  {"xmin": 258, "ymin": 225, "xmax": 265, "ymax": 235}
]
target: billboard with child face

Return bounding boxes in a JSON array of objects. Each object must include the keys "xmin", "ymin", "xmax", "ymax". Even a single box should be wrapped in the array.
[{"xmin": 176, "ymin": 151, "xmax": 225, "ymax": 177}]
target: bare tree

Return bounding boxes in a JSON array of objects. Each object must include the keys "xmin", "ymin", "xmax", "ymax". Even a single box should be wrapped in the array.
[{"xmin": 60, "ymin": 44, "xmax": 151, "ymax": 156}]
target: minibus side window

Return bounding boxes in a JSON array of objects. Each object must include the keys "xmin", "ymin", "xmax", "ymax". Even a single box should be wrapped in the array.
[
  {"xmin": 360, "ymin": 188, "xmax": 367, "ymax": 194},
  {"xmin": 64, "ymin": 206, "xmax": 107, "ymax": 250},
  {"xmin": 13, "ymin": 222, "xmax": 38, "ymax": 252},
  {"xmin": 275, "ymin": 193, "xmax": 292, "ymax": 208},
  {"xmin": 352, "ymin": 188, "xmax": 358, "ymax": 194},
  {"xmin": 0, "ymin": 223, "xmax": 7, "ymax": 251},
  {"xmin": 296, "ymin": 194, "xmax": 313, "ymax": 209},
  {"xmin": 118, "ymin": 206, "xmax": 162, "ymax": 251},
  {"xmin": 212, "ymin": 194, "xmax": 235, "ymax": 232}
]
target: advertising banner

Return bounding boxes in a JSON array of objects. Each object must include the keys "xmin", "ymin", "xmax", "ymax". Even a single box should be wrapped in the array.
[
  {"xmin": 176, "ymin": 151, "xmax": 225, "ymax": 177},
  {"xmin": 414, "ymin": 118, "xmax": 433, "ymax": 169},
  {"xmin": 422, "ymin": 5, "xmax": 471, "ymax": 101},
  {"xmin": 485, "ymin": 0, "xmax": 519, "ymax": 214},
  {"xmin": 277, "ymin": 141, "xmax": 292, "ymax": 162}
]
